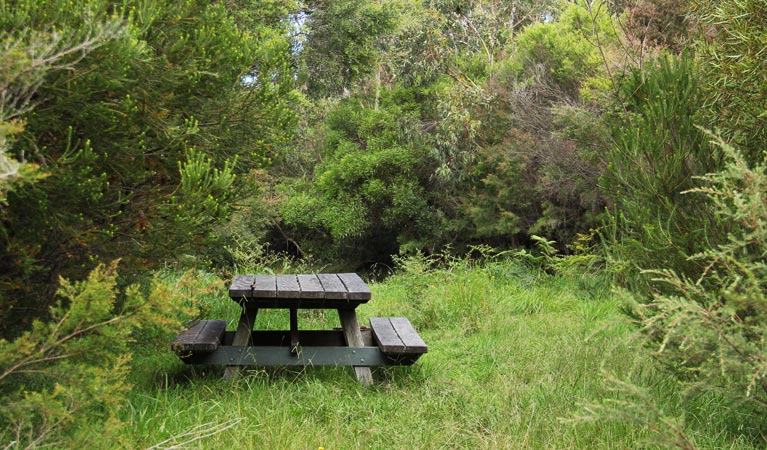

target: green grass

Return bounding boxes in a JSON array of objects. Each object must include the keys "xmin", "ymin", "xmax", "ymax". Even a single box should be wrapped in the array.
[{"xmin": 97, "ymin": 262, "xmax": 759, "ymax": 449}]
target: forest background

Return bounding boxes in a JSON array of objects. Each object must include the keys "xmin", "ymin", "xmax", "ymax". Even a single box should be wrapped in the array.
[{"xmin": 1, "ymin": 0, "xmax": 766, "ymax": 448}]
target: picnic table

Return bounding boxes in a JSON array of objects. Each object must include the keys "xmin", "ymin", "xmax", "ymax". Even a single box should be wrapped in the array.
[{"xmin": 172, "ymin": 273, "xmax": 427, "ymax": 385}]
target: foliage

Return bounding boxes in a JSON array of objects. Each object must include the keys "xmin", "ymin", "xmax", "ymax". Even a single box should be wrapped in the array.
[
  {"xmin": 621, "ymin": 0, "xmax": 694, "ymax": 54},
  {"xmin": 279, "ymin": 88, "xmax": 440, "ymax": 263},
  {"xmin": 692, "ymin": 0, "xmax": 767, "ymax": 165},
  {"xmin": 638, "ymin": 135, "xmax": 767, "ymax": 408},
  {"xmin": 0, "ymin": 0, "xmax": 298, "ymax": 334},
  {"xmin": 161, "ymin": 148, "xmax": 238, "ymax": 261},
  {"xmin": 508, "ymin": 0, "xmax": 619, "ymax": 100},
  {"xmin": 572, "ymin": 374, "xmax": 699, "ymax": 449},
  {"xmin": 300, "ymin": 0, "xmax": 397, "ymax": 97},
  {"xmin": 0, "ymin": 262, "xmax": 208, "ymax": 448},
  {"xmin": 281, "ymin": 0, "xmax": 620, "ymax": 262},
  {"xmin": 602, "ymin": 52, "xmax": 720, "ymax": 294},
  {"xmin": 0, "ymin": 22, "xmax": 120, "ymax": 204},
  {"xmin": 452, "ymin": 0, "xmax": 616, "ymax": 247}
]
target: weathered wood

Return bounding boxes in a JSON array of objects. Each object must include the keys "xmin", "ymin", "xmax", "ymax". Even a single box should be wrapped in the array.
[
  {"xmin": 276, "ymin": 274, "xmax": 300, "ymax": 298},
  {"xmin": 338, "ymin": 309, "xmax": 373, "ymax": 385},
  {"xmin": 389, "ymin": 317, "xmax": 428, "ymax": 353},
  {"xmin": 289, "ymin": 307, "xmax": 299, "ymax": 354},
  {"xmin": 337, "ymin": 273, "xmax": 371, "ymax": 300},
  {"xmin": 222, "ymin": 329, "xmax": 354, "ymax": 347},
  {"xmin": 172, "ymin": 320, "xmax": 227, "ymax": 354},
  {"xmin": 369, "ymin": 317, "xmax": 406, "ymax": 353},
  {"xmin": 231, "ymin": 274, "xmax": 278, "ymax": 299},
  {"xmin": 229, "ymin": 274, "xmax": 254, "ymax": 299},
  {"xmin": 297, "ymin": 274, "xmax": 324, "ymax": 299},
  {"xmin": 254, "ymin": 275, "xmax": 277, "ymax": 298},
  {"xmin": 370, "ymin": 317, "xmax": 428, "ymax": 354},
  {"xmin": 178, "ymin": 272, "xmax": 427, "ymax": 381},
  {"xmin": 183, "ymin": 346, "xmax": 391, "ymax": 367},
  {"xmin": 224, "ymin": 306, "xmax": 259, "ymax": 380},
  {"xmin": 317, "ymin": 274, "xmax": 347, "ymax": 300},
  {"xmin": 229, "ymin": 273, "xmax": 371, "ymax": 308}
]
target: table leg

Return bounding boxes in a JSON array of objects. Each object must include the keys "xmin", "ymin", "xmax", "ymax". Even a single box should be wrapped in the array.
[
  {"xmin": 337, "ymin": 308, "xmax": 373, "ymax": 386},
  {"xmin": 289, "ymin": 307, "xmax": 301, "ymax": 355},
  {"xmin": 224, "ymin": 306, "xmax": 258, "ymax": 380}
]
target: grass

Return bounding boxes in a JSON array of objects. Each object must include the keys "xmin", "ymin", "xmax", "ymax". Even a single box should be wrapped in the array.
[{"xmin": 88, "ymin": 261, "xmax": 761, "ymax": 449}]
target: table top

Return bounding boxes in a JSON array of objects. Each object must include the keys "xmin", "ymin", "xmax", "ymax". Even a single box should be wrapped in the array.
[{"xmin": 229, "ymin": 273, "xmax": 371, "ymax": 309}]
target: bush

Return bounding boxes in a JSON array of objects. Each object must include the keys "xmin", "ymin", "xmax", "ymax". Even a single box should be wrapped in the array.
[
  {"xmin": 278, "ymin": 89, "xmax": 440, "ymax": 263},
  {"xmin": 602, "ymin": 53, "xmax": 721, "ymax": 294},
  {"xmin": 0, "ymin": 262, "xmax": 203, "ymax": 448},
  {"xmin": 693, "ymin": 0, "xmax": 767, "ymax": 165},
  {"xmin": 638, "ymin": 134, "xmax": 767, "ymax": 409},
  {"xmin": 0, "ymin": 0, "xmax": 298, "ymax": 335}
]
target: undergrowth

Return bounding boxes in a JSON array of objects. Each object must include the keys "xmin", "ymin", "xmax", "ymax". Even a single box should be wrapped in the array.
[
  {"xmin": 108, "ymin": 253, "xmax": 760, "ymax": 449},
  {"xmin": 3, "ymin": 243, "xmax": 763, "ymax": 448}
]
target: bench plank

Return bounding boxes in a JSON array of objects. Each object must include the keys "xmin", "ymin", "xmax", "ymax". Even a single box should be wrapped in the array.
[
  {"xmin": 369, "ymin": 317, "xmax": 407, "ymax": 353},
  {"xmin": 390, "ymin": 317, "xmax": 428, "ymax": 353},
  {"xmin": 298, "ymin": 274, "xmax": 324, "ymax": 299},
  {"xmin": 338, "ymin": 273, "xmax": 371, "ymax": 301},
  {"xmin": 172, "ymin": 320, "xmax": 227, "ymax": 353},
  {"xmin": 370, "ymin": 317, "xmax": 427, "ymax": 354}
]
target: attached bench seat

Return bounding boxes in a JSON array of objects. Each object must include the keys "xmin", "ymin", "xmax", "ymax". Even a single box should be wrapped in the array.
[
  {"xmin": 172, "ymin": 320, "xmax": 227, "ymax": 355},
  {"xmin": 369, "ymin": 317, "xmax": 428, "ymax": 365},
  {"xmin": 171, "ymin": 317, "xmax": 428, "ymax": 368}
]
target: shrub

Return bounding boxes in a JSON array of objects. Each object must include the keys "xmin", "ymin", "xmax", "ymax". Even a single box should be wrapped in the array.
[
  {"xmin": 0, "ymin": 0, "xmax": 298, "ymax": 335},
  {"xmin": 602, "ymin": 53, "xmax": 720, "ymax": 294},
  {"xmin": 639, "ymin": 134, "xmax": 767, "ymax": 408},
  {"xmin": 278, "ymin": 89, "xmax": 441, "ymax": 263},
  {"xmin": 0, "ymin": 262, "xmax": 200, "ymax": 448},
  {"xmin": 693, "ymin": 0, "xmax": 767, "ymax": 165}
]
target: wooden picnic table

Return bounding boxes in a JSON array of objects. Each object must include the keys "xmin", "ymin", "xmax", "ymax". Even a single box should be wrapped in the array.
[{"xmin": 172, "ymin": 273, "xmax": 427, "ymax": 385}]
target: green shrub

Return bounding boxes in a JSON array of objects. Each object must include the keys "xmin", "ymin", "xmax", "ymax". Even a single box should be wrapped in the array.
[
  {"xmin": 0, "ymin": 0, "xmax": 298, "ymax": 335},
  {"xmin": 602, "ymin": 53, "xmax": 720, "ymax": 294},
  {"xmin": 278, "ymin": 89, "xmax": 440, "ymax": 263},
  {"xmin": 0, "ymin": 261, "xmax": 203, "ymax": 448},
  {"xmin": 693, "ymin": 0, "xmax": 767, "ymax": 165},
  {"xmin": 639, "ymin": 134, "xmax": 767, "ymax": 409}
]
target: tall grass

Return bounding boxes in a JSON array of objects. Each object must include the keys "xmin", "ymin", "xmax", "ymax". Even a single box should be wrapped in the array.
[{"xmin": 87, "ymin": 259, "xmax": 761, "ymax": 449}]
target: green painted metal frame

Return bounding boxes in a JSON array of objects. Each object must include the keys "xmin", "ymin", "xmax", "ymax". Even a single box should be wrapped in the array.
[{"xmin": 181, "ymin": 345, "xmax": 409, "ymax": 366}]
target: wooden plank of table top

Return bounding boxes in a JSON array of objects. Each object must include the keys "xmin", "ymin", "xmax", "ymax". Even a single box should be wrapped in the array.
[
  {"xmin": 229, "ymin": 274, "xmax": 254, "ymax": 298},
  {"xmin": 337, "ymin": 273, "xmax": 371, "ymax": 300},
  {"xmin": 317, "ymin": 274, "xmax": 347, "ymax": 300},
  {"xmin": 231, "ymin": 274, "xmax": 278, "ymax": 299},
  {"xmin": 390, "ymin": 317, "xmax": 428, "ymax": 353},
  {"xmin": 251, "ymin": 274, "xmax": 277, "ymax": 298},
  {"xmin": 276, "ymin": 274, "xmax": 300, "ymax": 298},
  {"xmin": 298, "ymin": 274, "xmax": 324, "ymax": 299}
]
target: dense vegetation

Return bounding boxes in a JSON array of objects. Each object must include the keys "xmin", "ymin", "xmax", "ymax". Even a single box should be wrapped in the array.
[{"xmin": 1, "ymin": 0, "xmax": 766, "ymax": 447}]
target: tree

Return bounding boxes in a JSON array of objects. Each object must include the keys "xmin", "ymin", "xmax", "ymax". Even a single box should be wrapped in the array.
[
  {"xmin": 279, "ymin": 88, "xmax": 440, "ymax": 263},
  {"xmin": 300, "ymin": 0, "xmax": 396, "ymax": 97},
  {"xmin": 0, "ymin": 0, "xmax": 299, "ymax": 335}
]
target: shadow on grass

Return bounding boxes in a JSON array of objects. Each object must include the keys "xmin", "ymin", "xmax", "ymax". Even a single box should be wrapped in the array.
[{"xmin": 155, "ymin": 362, "xmax": 430, "ymax": 390}]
